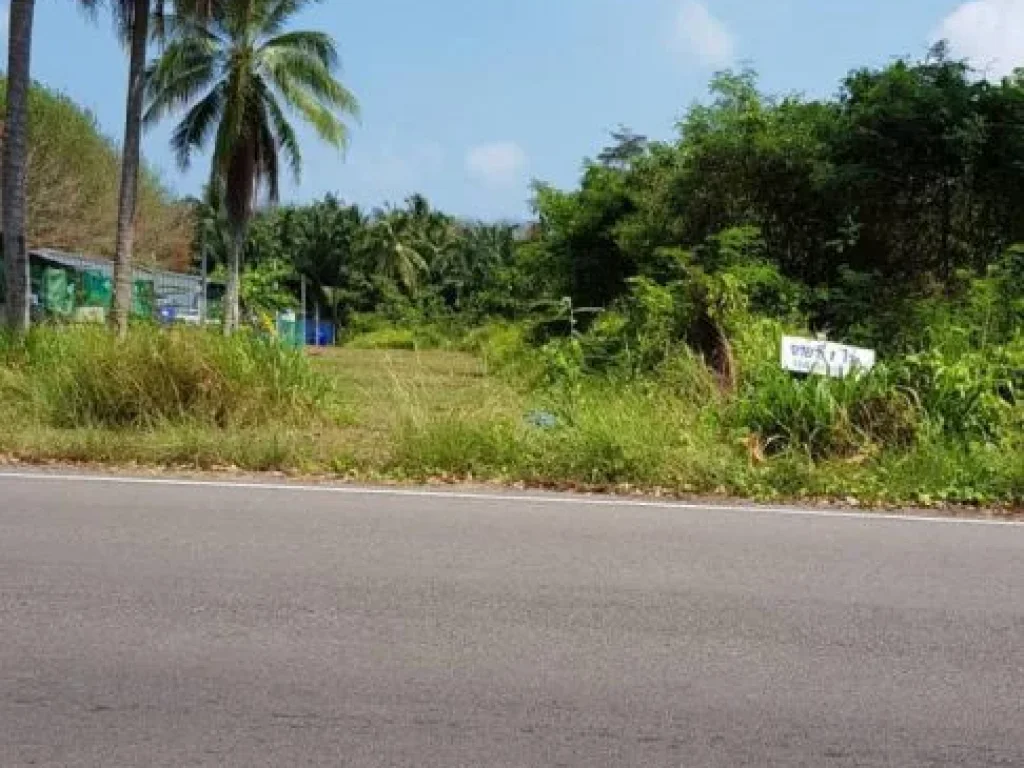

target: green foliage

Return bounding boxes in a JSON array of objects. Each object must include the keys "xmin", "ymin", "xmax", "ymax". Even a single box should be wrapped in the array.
[
  {"xmin": 527, "ymin": 54, "xmax": 1024, "ymax": 343},
  {"xmin": 737, "ymin": 367, "xmax": 922, "ymax": 459},
  {"xmin": 191, "ymin": 188, "xmax": 532, "ymax": 336},
  {"xmin": 346, "ymin": 325, "xmax": 450, "ymax": 351},
  {"xmin": 0, "ymin": 78, "xmax": 191, "ymax": 267},
  {"xmin": 895, "ymin": 342, "xmax": 1021, "ymax": 443},
  {"xmin": 211, "ymin": 256, "xmax": 298, "ymax": 319},
  {"xmin": 0, "ymin": 326, "xmax": 332, "ymax": 429},
  {"xmin": 459, "ymin": 322, "xmax": 535, "ymax": 376}
]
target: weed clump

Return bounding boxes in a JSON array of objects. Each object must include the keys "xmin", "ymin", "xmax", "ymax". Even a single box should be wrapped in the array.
[{"xmin": 0, "ymin": 326, "xmax": 333, "ymax": 429}]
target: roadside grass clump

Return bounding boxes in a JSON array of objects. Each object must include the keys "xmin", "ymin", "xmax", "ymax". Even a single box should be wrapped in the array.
[
  {"xmin": 735, "ymin": 366, "xmax": 922, "ymax": 459},
  {"xmin": 0, "ymin": 326, "xmax": 336, "ymax": 429},
  {"xmin": 894, "ymin": 341, "xmax": 1022, "ymax": 444}
]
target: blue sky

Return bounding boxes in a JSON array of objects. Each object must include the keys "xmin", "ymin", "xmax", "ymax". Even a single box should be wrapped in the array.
[{"xmin": 1, "ymin": 0, "xmax": 1019, "ymax": 220}]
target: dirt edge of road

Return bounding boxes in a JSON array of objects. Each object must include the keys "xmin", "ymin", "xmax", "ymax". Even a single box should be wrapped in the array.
[{"xmin": 1, "ymin": 456, "xmax": 1020, "ymax": 522}]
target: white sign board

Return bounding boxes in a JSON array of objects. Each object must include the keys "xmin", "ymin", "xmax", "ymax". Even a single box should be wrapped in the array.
[{"xmin": 781, "ymin": 336, "xmax": 876, "ymax": 379}]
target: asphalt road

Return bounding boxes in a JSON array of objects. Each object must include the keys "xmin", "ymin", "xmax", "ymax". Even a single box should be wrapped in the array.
[{"xmin": 1, "ymin": 473, "xmax": 1022, "ymax": 767}]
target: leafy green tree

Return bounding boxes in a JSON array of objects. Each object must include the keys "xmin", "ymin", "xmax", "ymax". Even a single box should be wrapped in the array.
[
  {"xmin": 145, "ymin": 0, "xmax": 358, "ymax": 333},
  {"xmin": 529, "ymin": 163, "xmax": 636, "ymax": 310}
]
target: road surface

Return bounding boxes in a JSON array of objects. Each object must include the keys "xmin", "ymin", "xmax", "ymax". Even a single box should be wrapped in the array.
[{"xmin": 1, "ymin": 472, "xmax": 1022, "ymax": 767}]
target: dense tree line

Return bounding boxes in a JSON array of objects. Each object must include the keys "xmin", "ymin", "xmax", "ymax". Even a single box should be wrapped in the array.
[
  {"xmin": 220, "ymin": 48, "xmax": 1022, "ymax": 356},
  {"xmin": 525, "ymin": 48, "xmax": 1024, "ymax": 349},
  {"xmin": 194, "ymin": 192, "xmax": 526, "ymax": 328}
]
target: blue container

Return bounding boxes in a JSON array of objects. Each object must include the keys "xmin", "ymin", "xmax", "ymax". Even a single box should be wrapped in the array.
[{"xmin": 305, "ymin": 321, "xmax": 334, "ymax": 346}]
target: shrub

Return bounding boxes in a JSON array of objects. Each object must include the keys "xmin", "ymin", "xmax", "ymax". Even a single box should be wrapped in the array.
[
  {"xmin": 346, "ymin": 325, "xmax": 449, "ymax": 351},
  {"xmin": 894, "ymin": 341, "xmax": 1021, "ymax": 443},
  {"xmin": 736, "ymin": 367, "xmax": 922, "ymax": 459},
  {"xmin": 459, "ymin": 322, "xmax": 535, "ymax": 375}
]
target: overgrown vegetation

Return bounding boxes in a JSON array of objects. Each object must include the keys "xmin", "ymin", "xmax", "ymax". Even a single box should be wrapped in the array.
[
  {"xmin": 0, "ymin": 326, "xmax": 334, "ymax": 429},
  {"xmin": 185, "ymin": 48, "xmax": 1021, "ymax": 506},
  {"xmin": 0, "ymin": 47, "xmax": 1021, "ymax": 508}
]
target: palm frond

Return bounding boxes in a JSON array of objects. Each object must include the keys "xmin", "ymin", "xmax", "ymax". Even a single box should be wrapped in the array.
[
  {"xmin": 144, "ymin": 55, "xmax": 219, "ymax": 127},
  {"xmin": 261, "ymin": 46, "xmax": 358, "ymax": 115},
  {"xmin": 262, "ymin": 0, "xmax": 320, "ymax": 37},
  {"xmin": 261, "ymin": 30, "xmax": 338, "ymax": 69},
  {"xmin": 255, "ymin": 75, "xmax": 303, "ymax": 181},
  {"xmin": 254, "ymin": 95, "xmax": 282, "ymax": 204},
  {"xmin": 268, "ymin": 79, "xmax": 347, "ymax": 146},
  {"xmin": 166, "ymin": 83, "xmax": 226, "ymax": 169}
]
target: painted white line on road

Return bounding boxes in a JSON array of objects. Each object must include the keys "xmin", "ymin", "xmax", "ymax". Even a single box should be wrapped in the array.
[{"xmin": 0, "ymin": 470, "xmax": 1019, "ymax": 526}]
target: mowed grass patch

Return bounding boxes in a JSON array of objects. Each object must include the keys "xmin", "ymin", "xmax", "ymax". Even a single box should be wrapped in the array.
[{"xmin": 310, "ymin": 348, "xmax": 521, "ymax": 433}]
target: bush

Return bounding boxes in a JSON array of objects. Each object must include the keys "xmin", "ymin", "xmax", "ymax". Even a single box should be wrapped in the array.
[
  {"xmin": 0, "ymin": 326, "xmax": 333, "ymax": 428},
  {"xmin": 459, "ymin": 322, "xmax": 535, "ymax": 374},
  {"xmin": 894, "ymin": 340, "xmax": 1021, "ymax": 443},
  {"xmin": 736, "ymin": 367, "xmax": 922, "ymax": 459},
  {"xmin": 346, "ymin": 325, "xmax": 450, "ymax": 351}
]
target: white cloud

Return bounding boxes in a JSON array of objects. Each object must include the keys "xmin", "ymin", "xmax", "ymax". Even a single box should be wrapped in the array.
[
  {"xmin": 465, "ymin": 141, "xmax": 528, "ymax": 187},
  {"xmin": 673, "ymin": 1, "xmax": 736, "ymax": 69},
  {"xmin": 936, "ymin": 0, "xmax": 1024, "ymax": 78}
]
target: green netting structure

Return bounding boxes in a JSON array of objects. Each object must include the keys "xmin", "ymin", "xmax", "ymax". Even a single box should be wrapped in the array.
[
  {"xmin": 42, "ymin": 267, "xmax": 75, "ymax": 316},
  {"xmin": 275, "ymin": 313, "xmax": 306, "ymax": 348},
  {"xmin": 20, "ymin": 249, "xmax": 213, "ymax": 325},
  {"xmin": 82, "ymin": 270, "xmax": 112, "ymax": 307},
  {"xmin": 132, "ymin": 280, "xmax": 155, "ymax": 318}
]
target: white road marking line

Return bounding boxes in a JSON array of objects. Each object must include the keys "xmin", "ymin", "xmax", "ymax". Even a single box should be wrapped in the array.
[{"xmin": 0, "ymin": 470, "xmax": 1019, "ymax": 526}]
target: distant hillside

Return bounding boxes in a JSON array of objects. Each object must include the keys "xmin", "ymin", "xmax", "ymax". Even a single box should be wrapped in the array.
[{"xmin": 0, "ymin": 78, "xmax": 193, "ymax": 271}]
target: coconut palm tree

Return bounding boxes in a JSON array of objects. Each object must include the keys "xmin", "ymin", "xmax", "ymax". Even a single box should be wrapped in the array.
[
  {"xmin": 111, "ymin": 0, "xmax": 219, "ymax": 338},
  {"xmin": 108, "ymin": 0, "xmax": 153, "ymax": 337},
  {"xmin": 2, "ymin": 0, "xmax": 36, "ymax": 331},
  {"xmin": 145, "ymin": 0, "xmax": 358, "ymax": 334},
  {"xmin": 367, "ymin": 214, "xmax": 428, "ymax": 295}
]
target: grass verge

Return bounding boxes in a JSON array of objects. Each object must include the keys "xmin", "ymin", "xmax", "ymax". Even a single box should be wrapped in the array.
[{"xmin": 0, "ymin": 331, "xmax": 1019, "ymax": 509}]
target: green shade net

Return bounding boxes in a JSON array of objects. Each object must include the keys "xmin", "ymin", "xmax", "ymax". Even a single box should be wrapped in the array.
[
  {"xmin": 42, "ymin": 267, "xmax": 74, "ymax": 316},
  {"xmin": 82, "ymin": 270, "xmax": 112, "ymax": 307},
  {"xmin": 132, "ymin": 280, "xmax": 155, "ymax": 318}
]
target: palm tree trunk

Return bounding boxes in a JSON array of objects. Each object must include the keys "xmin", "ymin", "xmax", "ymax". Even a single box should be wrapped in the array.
[
  {"xmin": 2, "ymin": 0, "xmax": 36, "ymax": 332},
  {"xmin": 111, "ymin": 0, "xmax": 150, "ymax": 339},
  {"xmin": 223, "ymin": 227, "xmax": 244, "ymax": 335}
]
